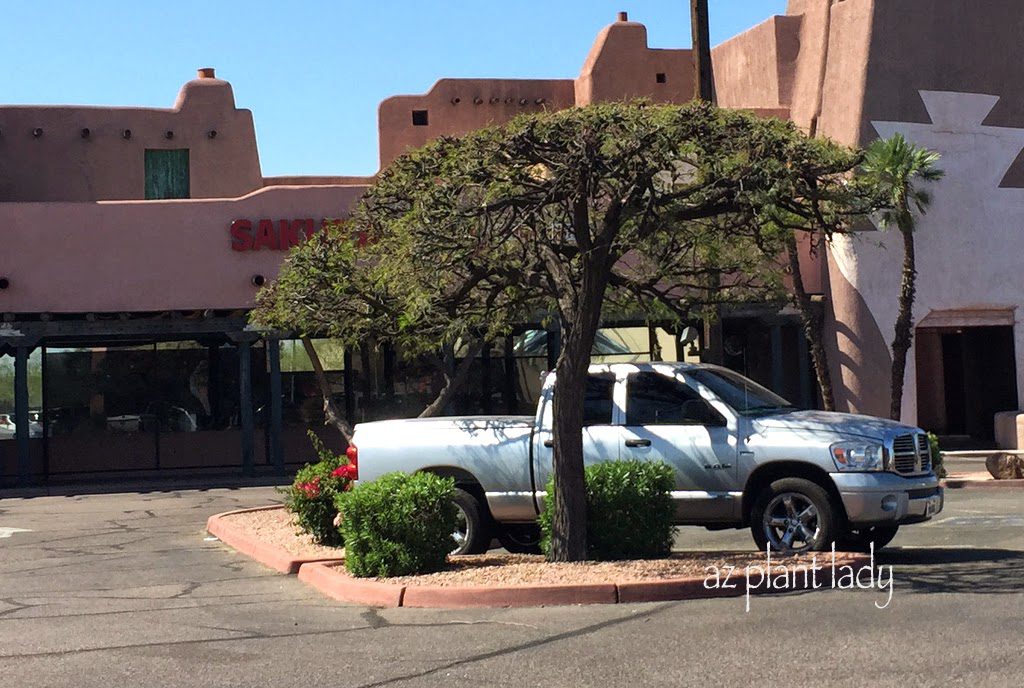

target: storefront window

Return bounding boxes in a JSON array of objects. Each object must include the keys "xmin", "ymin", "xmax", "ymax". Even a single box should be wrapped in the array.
[
  {"xmin": 43, "ymin": 341, "xmax": 267, "ymax": 474},
  {"xmin": 277, "ymin": 339, "xmax": 346, "ymax": 463},
  {"xmin": 0, "ymin": 349, "xmax": 43, "ymax": 440}
]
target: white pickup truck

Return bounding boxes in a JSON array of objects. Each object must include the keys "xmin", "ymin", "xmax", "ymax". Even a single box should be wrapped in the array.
[{"xmin": 348, "ymin": 363, "xmax": 943, "ymax": 555}]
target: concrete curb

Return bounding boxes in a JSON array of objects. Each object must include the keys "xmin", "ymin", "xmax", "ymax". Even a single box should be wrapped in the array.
[
  {"xmin": 298, "ymin": 562, "xmax": 405, "ymax": 607},
  {"xmin": 296, "ymin": 554, "xmax": 869, "ymax": 609},
  {"xmin": 942, "ymin": 478, "xmax": 1024, "ymax": 489},
  {"xmin": 206, "ymin": 506, "xmax": 343, "ymax": 574}
]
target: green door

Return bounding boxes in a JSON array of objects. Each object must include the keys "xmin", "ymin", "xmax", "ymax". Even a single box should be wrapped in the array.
[{"xmin": 144, "ymin": 149, "xmax": 190, "ymax": 199}]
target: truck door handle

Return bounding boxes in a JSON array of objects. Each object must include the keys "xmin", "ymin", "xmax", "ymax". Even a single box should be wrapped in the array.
[
  {"xmin": 625, "ymin": 439, "xmax": 651, "ymax": 448},
  {"xmin": 543, "ymin": 439, "xmax": 553, "ymax": 448}
]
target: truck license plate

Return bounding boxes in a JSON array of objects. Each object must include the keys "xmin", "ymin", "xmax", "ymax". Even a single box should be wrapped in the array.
[{"xmin": 926, "ymin": 496, "xmax": 940, "ymax": 516}]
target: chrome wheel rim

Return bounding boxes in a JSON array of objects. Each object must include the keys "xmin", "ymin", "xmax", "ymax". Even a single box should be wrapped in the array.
[
  {"xmin": 763, "ymin": 492, "xmax": 820, "ymax": 553},
  {"xmin": 451, "ymin": 503, "xmax": 469, "ymax": 554}
]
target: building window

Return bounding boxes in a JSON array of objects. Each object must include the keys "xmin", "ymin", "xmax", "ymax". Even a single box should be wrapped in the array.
[
  {"xmin": 144, "ymin": 149, "xmax": 190, "ymax": 199},
  {"xmin": 412, "ymin": 110, "xmax": 429, "ymax": 126},
  {"xmin": 656, "ymin": 73, "xmax": 667, "ymax": 84}
]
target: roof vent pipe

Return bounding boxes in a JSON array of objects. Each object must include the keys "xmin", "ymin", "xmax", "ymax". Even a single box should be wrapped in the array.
[
  {"xmin": 197, "ymin": 67, "xmax": 216, "ymax": 79},
  {"xmin": 617, "ymin": 11, "xmax": 628, "ymax": 21}
]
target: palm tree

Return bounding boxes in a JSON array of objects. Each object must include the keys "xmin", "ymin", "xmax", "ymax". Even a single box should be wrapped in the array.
[{"xmin": 861, "ymin": 134, "xmax": 944, "ymax": 421}]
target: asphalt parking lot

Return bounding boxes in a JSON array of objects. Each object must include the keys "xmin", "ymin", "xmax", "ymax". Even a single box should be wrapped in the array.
[{"xmin": 1, "ymin": 484, "xmax": 1022, "ymax": 687}]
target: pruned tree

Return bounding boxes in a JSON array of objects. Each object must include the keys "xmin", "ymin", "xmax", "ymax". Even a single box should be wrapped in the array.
[{"xmin": 255, "ymin": 101, "xmax": 876, "ymax": 561}]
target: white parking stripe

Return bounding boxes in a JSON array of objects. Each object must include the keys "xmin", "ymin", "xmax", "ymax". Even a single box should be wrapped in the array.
[{"xmin": 0, "ymin": 527, "xmax": 31, "ymax": 539}]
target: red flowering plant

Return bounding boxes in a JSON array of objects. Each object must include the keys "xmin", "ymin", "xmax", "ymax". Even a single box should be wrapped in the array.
[{"xmin": 279, "ymin": 431, "xmax": 356, "ymax": 546}]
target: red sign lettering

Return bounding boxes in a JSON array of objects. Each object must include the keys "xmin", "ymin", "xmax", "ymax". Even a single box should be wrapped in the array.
[{"xmin": 229, "ymin": 218, "xmax": 345, "ymax": 251}]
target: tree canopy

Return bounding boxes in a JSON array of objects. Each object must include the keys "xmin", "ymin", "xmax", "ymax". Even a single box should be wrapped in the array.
[{"xmin": 254, "ymin": 100, "xmax": 877, "ymax": 561}]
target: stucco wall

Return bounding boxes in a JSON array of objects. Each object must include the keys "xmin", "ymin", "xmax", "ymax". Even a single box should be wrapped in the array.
[
  {"xmin": 832, "ymin": 91, "xmax": 1024, "ymax": 421},
  {"xmin": 575, "ymin": 20, "xmax": 693, "ymax": 106},
  {"xmin": 378, "ymin": 78, "xmax": 576, "ymax": 167},
  {"xmin": 818, "ymin": 0, "xmax": 1024, "ymax": 421},
  {"xmin": 712, "ymin": 15, "xmax": 801, "ymax": 111},
  {"xmin": 0, "ymin": 72, "xmax": 263, "ymax": 202},
  {"xmin": 0, "ymin": 185, "xmax": 366, "ymax": 313}
]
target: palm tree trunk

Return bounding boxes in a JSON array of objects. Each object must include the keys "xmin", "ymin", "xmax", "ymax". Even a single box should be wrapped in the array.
[
  {"xmin": 889, "ymin": 220, "xmax": 917, "ymax": 421},
  {"xmin": 786, "ymin": 233, "xmax": 835, "ymax": 411},
  {"xmin": 690, "ymin": 0, "xmax": 715, "ymax": 102}
]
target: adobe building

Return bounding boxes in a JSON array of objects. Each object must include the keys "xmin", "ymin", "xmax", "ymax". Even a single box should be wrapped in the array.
[{"xmin": 2, "ymin": 0, "xmax": 1021, "ymax": 486}]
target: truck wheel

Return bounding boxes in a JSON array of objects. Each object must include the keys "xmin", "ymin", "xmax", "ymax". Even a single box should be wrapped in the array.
[
  {"xmin": 750, "ymin": 478, "xmax": 837, "ymax": 553},
  {"xmin": 451, "ymin": 488, "xmax": 491, "ymax": 556},
  {"xmin": 497, "ymin": 524, "xmax": 542, "ymax": 554},
  {"xmin": 839, "ymin": 525, "xmax": 899, "ymax": 553}
]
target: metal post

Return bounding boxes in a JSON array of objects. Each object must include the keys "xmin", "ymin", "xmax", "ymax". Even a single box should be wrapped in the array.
[
  {"xmin": 343, "ymin": 349, "xmax": 355, "ymax": 423},
  {"xmin": 481, "ymin": 343, "xmax": 492, "ymax": 414},
  {"xmin": 503, "ymin": 336, "xmax": 516, "ymax": 414},
  {"xmin": 797, "ymin": 325, "xmax": 813, "ymax": 409},
  {"xmin": 267, "ymin": 339, "xmax": 284, "ymax": 475},
  {"xmin": 238, "ymin": 340, "xmax": 254, "ymax": 476},
  {"xmin": 14, "ymin": 346, "xmax": 32, "ymax": 486},
  {"xmin": 770, "ymin": 324, "xmax": 784, "ymax": 395}
]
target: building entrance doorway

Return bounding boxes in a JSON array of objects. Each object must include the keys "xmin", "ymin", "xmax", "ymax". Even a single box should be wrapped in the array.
[{"xmin": 916, "ymin": 326, "xmax": 1018, "ymax": 446}]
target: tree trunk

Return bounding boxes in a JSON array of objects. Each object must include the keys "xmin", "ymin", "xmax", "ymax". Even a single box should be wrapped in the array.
[
  {"xmin": 785, "ymin": 233, "xmax": 836, "ymax": 411},
  {"xmin": 419, "ymin": 340, "xmax": 486, "ymax": 418},
  {"xmin": 889, "ymin": 221, "xmax": 917, "ymax": 421},
  {"xmin": 690, "ymin": 0, "xmax": 715, "ymax": 103},
  {"xmin": 548, "ymin": 257, "xmax": 613, "ymax": 562},
  {"xmin": 300, "ymin": 336, "xmax": 353, "ymax": 443}
]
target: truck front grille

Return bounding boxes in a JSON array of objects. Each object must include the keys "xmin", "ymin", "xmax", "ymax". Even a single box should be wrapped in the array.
[{"xmin": 892, "ymin": 433, "xmax": 929, "ymax": 475}]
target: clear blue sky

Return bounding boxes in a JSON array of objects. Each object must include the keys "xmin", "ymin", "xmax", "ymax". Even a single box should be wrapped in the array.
[{"xmin": 5, "ymin": 1, "xmax": 788, "ymax": 176}]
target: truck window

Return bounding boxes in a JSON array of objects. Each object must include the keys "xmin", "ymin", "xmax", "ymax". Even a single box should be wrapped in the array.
[
  {"xmin": 626, "ymin": 372, "xmax": 714, "ymax": 425},
  {"xmin": 583, "ymin": 374, "xmax": 615, "ymax": 426}
]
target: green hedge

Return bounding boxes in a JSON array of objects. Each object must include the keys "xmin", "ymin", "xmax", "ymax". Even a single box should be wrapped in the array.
[
  {"xmin": 927, "ymin": 432, "xmax": 946, "ymax": 478},
  {"xmin": 336, "ymin": 472, "xmax": 457, "ymax": 578},
  {"xmin": 540, "ymin": 460, "xmax": 676, "ymax": 561}
]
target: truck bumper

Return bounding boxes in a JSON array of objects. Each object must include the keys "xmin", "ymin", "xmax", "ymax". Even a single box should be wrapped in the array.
[{"xmin": 831, "ymin": 472, "xmax": 944, "ymax": 526}]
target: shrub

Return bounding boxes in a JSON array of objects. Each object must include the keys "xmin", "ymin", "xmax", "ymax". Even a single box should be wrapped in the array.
[
  {"xmin": 540, "ymin": 459, "xmax": 676, "ymax": 561},
  {"xmin": 279, "ymin": 431, "xmax": 356, "ymax": 547},
  {"xmin": 927, "ymin": 432, "xmax": 946, "ymax": 478},
  {"xmin": 337, "ymin": 471, "xmax": 457, "ymax": 578}
]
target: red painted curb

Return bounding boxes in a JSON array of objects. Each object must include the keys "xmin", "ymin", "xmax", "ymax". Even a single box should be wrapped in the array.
[
  {"xmin": 943, "ymin": 478, "xmax": 1024, "ymax": 489},
  {"xmin": 402, "ymin": 582, "xmax": 618, "ymax": 609},
  {"xmin": 206, "ymin": 506, "xmax": 343, "ymax": 574},
  {"xmin": 298, "ymin": 563, "xmax": 405, "ymax": 607}
]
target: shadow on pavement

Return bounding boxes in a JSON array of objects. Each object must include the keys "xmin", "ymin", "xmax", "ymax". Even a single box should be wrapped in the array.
[
  {"xmin": 0, "ymin": 474, "xmax": 288, "ymax": 499},
  {"xmin": 878, "ymin": 547, "xmax": 1024, "ymax": 595}
]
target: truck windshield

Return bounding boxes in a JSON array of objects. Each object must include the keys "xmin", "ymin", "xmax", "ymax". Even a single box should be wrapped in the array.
[{"xmin": 687, "ymin": 368, "xmax": 796, "ymax": 417}]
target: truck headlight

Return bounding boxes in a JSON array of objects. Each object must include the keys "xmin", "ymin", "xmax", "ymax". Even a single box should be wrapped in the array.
[{"xmin": 831, "ymin": 442, "xmax": 886, "ymax": 471}]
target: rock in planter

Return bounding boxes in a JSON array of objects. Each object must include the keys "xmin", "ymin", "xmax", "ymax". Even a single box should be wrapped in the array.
[{"xmin": 986, "ymin": 453, "xmax": 1024, "ymax": 479}]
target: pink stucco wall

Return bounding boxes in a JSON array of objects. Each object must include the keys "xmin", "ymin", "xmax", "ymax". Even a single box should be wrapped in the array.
[
  {"xmin": 0, "ymin": 185, "xmax": 366, "ymax": 313},
  {"xmin": 0, "ymin": 70, "xmax": 263, "ymax": 202}
]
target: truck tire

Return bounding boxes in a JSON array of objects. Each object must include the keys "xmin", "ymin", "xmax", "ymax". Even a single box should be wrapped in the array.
[
  {"xmin": 451, "ymin": 488, "xmax": 492, "ymax": 556},
  {"xmin": 497, "ymin": 524, "xmax": 542, "ymax": 554},
  {"xmin": 750, "ymin": 477, "xmax": 838, "ymax": 553},
  {"xmin": 839, "ymin": 525, "xmax": 899, "ymax": 553}
]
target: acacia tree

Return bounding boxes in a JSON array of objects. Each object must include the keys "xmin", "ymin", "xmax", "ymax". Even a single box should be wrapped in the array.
[
  {"xmin": 348, "ymin": 101, "xmax": 879, "ymax": 561},
  {"xmin": 254, "ymin": 101, "xmax": 874, "ymax": 561},
  {"xmin": 861, "ymin": 134, "xmax": 944, "ymax": 421}
]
